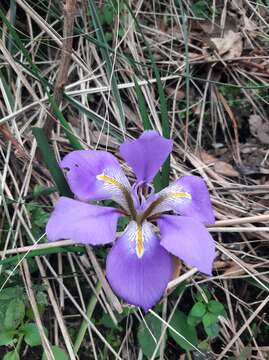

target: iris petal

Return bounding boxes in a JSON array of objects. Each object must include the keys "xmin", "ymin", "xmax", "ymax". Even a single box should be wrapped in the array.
[
  {"xmin": 150, "ymin": 175, "xmax": 215, "ymax": 224},
  {"xmin": 60, "ymin": 150, "xmax": 131, "ymax": 210},
  {"xmin": 46, "ymin": 197, "xmax": 120, "ymax": 245},
  {"xmin": 120, "ymin": 131, "xmax": 173, "ymax": 182},
  {"xmin": 106, "ymin": 220, "xmax": 173, "ymax": 311},
  {"xmin": 157, "ymin": 215, "xmax": 215, "ymax": 275}
]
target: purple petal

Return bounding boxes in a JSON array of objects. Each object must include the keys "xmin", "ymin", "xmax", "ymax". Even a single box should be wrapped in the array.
[
  {"xmin": 157, "ymin": 215, "xmax": 215, "ymax": 275},
  {"xmin": 175, "ymin": 176, "xmax": 215, "ymax": 224},
  {"xmin": 120, "ymin": 131, "xmax": 173, "ymax": 182},
  {"xmin": 61, "ymin": 150, "xmax": 131, "ymax": 209},
  {"xmin": 106, "ymin": 221, "xmax": 173, "ymax": 311},
  {"xmin": 46, "ymin": 197, "xmax": 120, "ymax": 245},
  {"xmin": 152, "ymin": 175, "xmax": 215, "ymax": 224}
]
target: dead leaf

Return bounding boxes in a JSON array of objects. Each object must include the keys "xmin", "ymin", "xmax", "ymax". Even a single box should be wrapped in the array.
[
  {"xmin": 201, "ymin": 150, "xmax": 239, "ymax": 177},
  {"xmin": 166, "ymin": 257, "xmax": 182, "ymax": 296},
  {"xmin": 223, "ymin": 263, "xmax": 244, "ymax": 277},
  {"xmin": 211, "ymin": 30, "xmax": 243, "ymax": 59},
  {"xmin": 166, "ymin": 87, "xmax": 185, "ymax": 100},
  {"xmin": 243, "ymin": 15, "xmax": 257, "ymax": 32},
  {"xmin": 213, "ymin": 161, "xmax": 240, "ymax": 177},
  {"xmin": 248, "ymin": 114, "xmax": 269, "ymax": 145},
  {"xmin": 172, "ymin": 257, "xmax": 182, "ymax": 282},
  {"xmin": 213, "ymin": 260, "xmax": 232, "ymax": 270}
]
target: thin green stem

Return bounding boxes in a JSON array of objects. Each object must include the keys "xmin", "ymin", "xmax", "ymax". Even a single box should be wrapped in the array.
[
  {"xmin": 0, "ymin": 245, "xmax": 85, "ymax": 266},
  {"xmin": 74, "ymin": 281, "xmax": 102, "ymax": 353},
  {"xmin": 186, "ymin": 350, "xmax": 192, "ymax": 360}
]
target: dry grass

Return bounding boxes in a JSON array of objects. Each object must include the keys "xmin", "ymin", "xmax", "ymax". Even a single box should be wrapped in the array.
[{"xmin": 0, "ymin": 0, "xmax": 268, "ymax": 359}]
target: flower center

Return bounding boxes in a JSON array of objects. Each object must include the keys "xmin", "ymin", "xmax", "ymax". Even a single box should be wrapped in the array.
[
  {"xmin": 97, "ymin": 173, "xmax": 137, "ymax": 219},
  {"xmin": 139, "ymin": 190, "xmax": 191, "ymax": 224}
]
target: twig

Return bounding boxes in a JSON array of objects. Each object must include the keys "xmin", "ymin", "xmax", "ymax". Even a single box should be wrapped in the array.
[
  {"xmin": 43, "ymin": 0, "xmax": 77, "ymax": 137},
  {"xmin": 216, "ymin": 294, "xmax": 269, "ymax": 360},
  {"xmin": 209, "ymin": 214, "xmax": 269, "ymax": 227}
]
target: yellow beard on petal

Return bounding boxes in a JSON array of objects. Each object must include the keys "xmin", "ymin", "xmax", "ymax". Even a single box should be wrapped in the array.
[
  {"xmin": 136, "ymin": 224, "xmax": 144, "ymax": 258},
  {"xmin": 96, "ymin": 174, "xmax": 137, "ymax": 219},
  {"xmin": 96, "ymin": 174, "xmax": 125, "ymax": 190},
  {"xmin": 167, "ymin": 192, "xmax": 192, "ymax": 199}
]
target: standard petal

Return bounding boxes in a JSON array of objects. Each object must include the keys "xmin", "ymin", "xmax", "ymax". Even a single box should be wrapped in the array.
[
  {"xmin": 157, "ymin": 215, "xmax": 215, "ymax": 275},
  {"xmin": 106, "ymin": 221, "xmax": 173, "ymax": 311},
  {"xmin": 61, "ymin": 150, "xmax": 131, "ymax": 209},
  {"xmin": 46, "ymin": 197, "xmax": 120, "ymax": 245},
  {"xmin": 150, "ymin": 175, "xmax": 215, "ymax": 224},
  {"xmin": 119, "ymin": 131, "xmax": 173, "ymax": 182}
]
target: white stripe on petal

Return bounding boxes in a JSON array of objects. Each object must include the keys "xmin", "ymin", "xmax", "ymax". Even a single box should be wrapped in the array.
[
  {"xmin": 149, "ymin": 182, "xmax": 191, "ymax": 217},
  {"xmin": 122, "ymin": 220, "xmax": 156, "ymax": 258},
  {"xmin": 96, "ymin": 166, "xmax": 131, "ymax": 212}
]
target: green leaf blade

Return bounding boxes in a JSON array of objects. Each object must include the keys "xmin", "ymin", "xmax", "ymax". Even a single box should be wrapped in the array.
[
  {"xmin": 169, "ymin": 310, "xmax": 198, "ymax": 351},
  {"xmin": 137, "ymin": 313, "xmax": 166, "ymax": 359},
  {"xmin": 32, "ymin": 127, "xmax": 72, "ymax": 197},
  {"xmin": 4, "ymin": 299, "xmax": 25, "ymax": 330}
]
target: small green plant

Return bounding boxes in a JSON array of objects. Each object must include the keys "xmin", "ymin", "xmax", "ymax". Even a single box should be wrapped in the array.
[
  {"xmin": 25, "ymin": 200, "xmax": 49, "ymax": 242},
  {"xmin": 188, "ymin": 288, "xmax": 226, "ymax": 339},
  {"xmin": 191, "ymin": 1, "xmax": 214, "ymax": 18},
  {"xmin": 138, "ymin": 311, "xmax": 167, "ymax": 359},
  {"xmin": 97, "ymin": 0, "xmax": 125, "ymax": 41},
  {"xmin": 0, "ymin": 286, "xmax": 49, "ymax": 358}
]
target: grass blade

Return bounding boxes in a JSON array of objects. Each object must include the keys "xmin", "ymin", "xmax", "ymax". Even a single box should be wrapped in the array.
[
  {"xmin": 32, "ymin": 127, "xmax": 72, "ymax": 197},
  {"xmin": 87, "ymin": 0, "xmax": 125, "ymax": 131},
  {"xmin": 134, "ymin": 77, "xmax": 162, "ymax": 191},
  {"xmin": 122, "ymin": 0, "xmax": 171, "ymax": 188}
]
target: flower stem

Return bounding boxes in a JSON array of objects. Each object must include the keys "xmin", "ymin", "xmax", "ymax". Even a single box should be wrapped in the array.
[
  {"xmin": 186, "ymin": 350, "xmax": 192, "ymax": 360},
  {"xmin": 74, "ymin": 281, "xmax": 102, "ymax": 353}
]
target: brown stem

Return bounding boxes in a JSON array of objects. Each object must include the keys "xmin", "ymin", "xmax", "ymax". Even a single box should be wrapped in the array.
[{"xmin": 43, "ymin": 0, "xmax": 77, "ymax": 138}]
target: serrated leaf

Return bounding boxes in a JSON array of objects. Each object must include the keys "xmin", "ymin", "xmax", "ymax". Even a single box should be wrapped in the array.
[
  {"xmin": 3, "ymin": 351, "xmax": 20, "ymax": 360},
  {"xmin": 22, "ymin": 323, "xmax": 48, "ymax": 347},
  {"xmin": 42, "ymin": 345, "xmax": 69, "ymax": 360},
  {"xmin": 4, "ymin": 298, "xmax": 25, "ymax": 329},
  {"xmin": 208, "ymin": 300, "xmax": 224, "ymax": 315},
  {"xmin": 169, "ymin": 310, "xmax": 198, "ymax": 351},
  {"xmin": 137, "ymin": 313, "xmax": 166, "ymax": 359}
]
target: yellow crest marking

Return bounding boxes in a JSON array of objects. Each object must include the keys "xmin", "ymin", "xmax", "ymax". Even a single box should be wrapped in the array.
[
  {"xmin": 136, "ymin": 224, "xmax": 143, "ymax": 258},
  {"xmin": 167, "ymin": 192, "xmax": 192, "ymax": 199},
  {"xmin": 96, "ymin": 174, "xmax": 124, "ymax": 190},
  {"xmin": 97, "ymin": 174, "xmax": 137, "ymax": 219}
]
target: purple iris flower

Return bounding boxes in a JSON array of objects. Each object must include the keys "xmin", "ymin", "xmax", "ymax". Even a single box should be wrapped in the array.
[{"xmin": 46, "ymin": 131, "xmax": 215, "ymax": 311}]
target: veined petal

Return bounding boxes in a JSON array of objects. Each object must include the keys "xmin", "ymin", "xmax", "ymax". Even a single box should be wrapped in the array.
[
  {"xmin": 157, "ymin": 215, "xmax": 215, "ymax": 275},
  {"xmin": 61, "ymin": 150, "xmax": 131, "ymax": 210},
  {"xmin": 46, "ymin": 197, "xmax": 120, "ymax": 245},
  {"xmin": 120, "ymin": 131, "xmax": 173, "ymax": 182},
  {"xmin": 150, "ymin": 175, "xmax": 215, "ymax": 224},
  {"xmin": 106, "ymin": 220, "xmax": 173, "ymax": 311}
]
